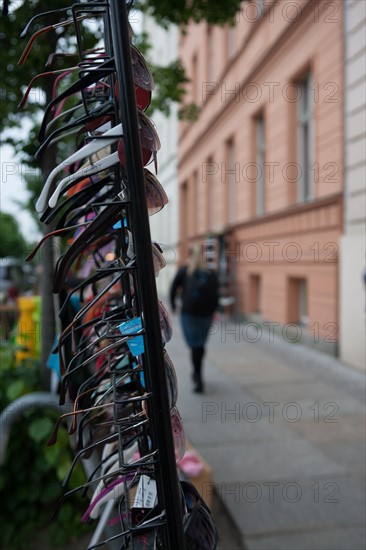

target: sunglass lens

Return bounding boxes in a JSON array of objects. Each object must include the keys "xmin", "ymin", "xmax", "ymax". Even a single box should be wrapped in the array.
[
  {"xmin": 144, "ymin": 171, "xmax": 168, "ymax": 215},
  {"xmin": 131, "ymin": 46, "xmax": 154, "ymax": 91}
]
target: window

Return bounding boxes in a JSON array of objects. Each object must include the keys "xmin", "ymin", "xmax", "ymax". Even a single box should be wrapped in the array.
[
  {"xmin": 207, "ymin": 155, "xmax": 215, "ymax": 230},
  {"xmin": 247, "ymin": 0, "xmax": 265, "ymax": 22},
  {"xmin": 250, "ymin": 274, "xmax": 262, "ymax": 314},
  {"xmin": 203, "ymin": 237, "xmax": 218, "ymax": 271},
  {"xmin": 192, "ymin": 54, "xmax": 198, "ymax": 103},
  {"xmin": 193, "ymin": 170, "xmax": 199, "ymax": 233},
  {"xmin": 226, "ymin": 24, "xmax": 236, "ymax": 60},
  {"xmin": 180, "ymin": 181, "xmax": 188, "ymax": 245},
  {"xmin": 226, "ymin": 138, "xmax": 237, "ymax": 223},
  {"xmin": 207, "ymin": 26, "xmax": 214, "ymax": 82},
  {"xmin": 298, "ymin": 279, "xmax": 308, "ymax": 326},
  {"xmin": 288, "ymin": 277, "xmax": 308, "ymax": 326},
  {"xmin": 255, "ymin": 113, "xmax": 265, "ymax": 215},
  {"xmin": 297, "ymin": 72, "xmax": 314, "ymax": 202}
]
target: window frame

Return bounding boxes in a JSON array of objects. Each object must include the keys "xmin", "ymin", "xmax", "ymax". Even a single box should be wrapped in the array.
[
  {"xmin": 255, "ymin": 112, "xmax": 266, "ymax": 216},
  {"xmin": 297, "ymin": 72, "xmax": 314, "ymax": 202},
  {"xmin": 226, "ymin": 137, "xmax": 237, "ymax": 224}
]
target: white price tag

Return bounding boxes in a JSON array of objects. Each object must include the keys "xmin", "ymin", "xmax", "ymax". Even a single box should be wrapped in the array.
[{"xmin": 133, "ymin": 475, "xmax": 157, "ymax": 509}]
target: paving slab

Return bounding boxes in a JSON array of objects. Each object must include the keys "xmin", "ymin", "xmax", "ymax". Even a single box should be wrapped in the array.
[
  {"xmin": 214, "ymin": 474, "xmax": 366, "ymax": 539},
  {"xmin": 207, "ymin": 350, "xmax": 316, "ymax": 386},
  {"xmin": 198, "ymin": 438, "xmax": 346, "ymax": 484},
  {"xmin": 287, "ymin": 413, "xmax": 366, "ymax": 443},
  {"xmin": 182, "ymin": 415, "xmax": 291, "ymax": 448},
  {"xmin": 244, "ymin": 526, "xmax": 366, "ymax": 550},
  {"xmin": 246, "ymin": 378, "xmax": 366, "ymax": 405},
  {"xmin": 314, "ymin": 442, "xmax": 366, "ymax": 476},
  {"xmin": 245, "ymin": 381, "xmax": 366, "ymax": 418}
]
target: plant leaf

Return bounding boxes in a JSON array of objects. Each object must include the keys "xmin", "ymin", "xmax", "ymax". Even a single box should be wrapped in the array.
[{"xmin": 28, "ymin": 417, "xmax": 53, "ymax": 442}]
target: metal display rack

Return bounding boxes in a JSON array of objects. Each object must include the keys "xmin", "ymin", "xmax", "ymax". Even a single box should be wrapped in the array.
[
  {"xmin": 16, "ymin": 1, "xmax": 218, "ymax": 547},
  {"xmin": 109, "ymin": 2, "xmax": 185, "ymax": 548}
]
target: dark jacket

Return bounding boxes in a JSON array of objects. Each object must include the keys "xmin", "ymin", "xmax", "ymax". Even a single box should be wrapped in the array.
[{"xmin": 170, "ymin": 266, "xmax": 219, "ymax": 317}]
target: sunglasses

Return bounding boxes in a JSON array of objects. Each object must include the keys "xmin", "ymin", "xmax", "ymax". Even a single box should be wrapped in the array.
[
  {"xmin": 123, "ymin": 238, "xmax": 166, "ymax": 278},
  {"xmin": 170, "ymin": 406, "xmax": 185, "ymax": 463},
  {"xmin": 117, "ymin": 347, "xmax": 177, "ymax": 410},
  {"xmin": 37, "ymin": 57, "xmax": 115, "ymax": 140},
  {"xmin": 26, "ymin": 220, "xmax": 93, "ymax": 262},
  {"xmin": 59, "ymin": 275, "xmax": 132, "ymax": 347},
  {"xmin": 35, "ymin": 106, "xmax": 115, "ymax": 161},
  {"xmin": 45, "ymin": 48, "xmax": 107, "ymax": 69},
  {"xmin": 18, "ymin": 67, "xmax": 79, "ymax": 110},
  {"xmin": 40, "ymin": 173, "xmax": 115, "ymax": 226},
  {"xmin": 75, "ymin": 403, "xmax": 142, "ymax": 453},
  {"xmin": 36, "ymin": 112, "xmax": 160, "ymax": 213},
  {"xmin": 38, "ymin": 44, "xmax": 154, "ymax": 143},
  {"xmin": 64, "ymin": 390, "xmax": 149, "ymax": 457},
  {"xmin": 114, "ymin": 45, "xmax": 155, "ymax": 111},
  {"xmin": 144, "ymin": 170, "xmax": 169, "ymax": 214},
  {"xmin": 52, "ymin": 199, "xmax": 128, "ymax": 293},
  {"xmin": 18, "ymin": 14, "xmax": 97, "ymax": 65},
  {"xmin": 40, "ymin": 101, "xmax": 90, "ymax": 139},
  {"xmin": 19, "ymin": 7, "xmax": 77, "ymax": 38},
  {"xmin": 52, "ymin": 430, "xmax": 142, "ymax": 520},
  {"xmin": 53, "ymin": 182, "xmax": 116, "ymax": 230},
  {"xmin": 82, "ymin": 474, "xmax": 135, "ymax": 522},
  {"xmin": 18, "ymin": 55, "xmax": 110, "ymax": 111},
  {"xmin": 37, "ymin": 122, "xmax": 125, "ymax": 212},
  {"xmin": 163, "ymin": 351, "xmax": 178, "ymax": 409},
  {"xmin": 52, "ymin": 464, "xmax": 131, "ymax": 521},
  {"xmin": 58, "ymin": 262, "xmax": 127, "ymax": 320},
  {"xmin": 50, "ymin": 169, "xmax": 166, "ymax": 226},
  {"xmin": 59, "ymin": 335, "xmax": 135, "ymax": 403},
  {"xmin": 181, "ymin": 481, "xmax": 218, "ymax": 550},
  {"xmin": 158, "ymin": 300, "xmax": 172, "ymax": 344},
  {"xmin": 58, "ymin": 275, "xmax": 128, "ymax": 372},
  {"xmin": 62, "ymin": 417, "xmax": 156, "ymax": 490},
  {"xmin": 84, "ymin": 474, "xmax": 218, "ymax": 550}
]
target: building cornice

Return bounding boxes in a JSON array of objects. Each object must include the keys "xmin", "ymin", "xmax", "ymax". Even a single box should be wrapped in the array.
[
  {"xmin": 179, "ymin": 193, "xmax": 343, "ymax": 246},
  {"xmin": 226, "ymin": 192, "xmax": 343, "ymax": 233}
]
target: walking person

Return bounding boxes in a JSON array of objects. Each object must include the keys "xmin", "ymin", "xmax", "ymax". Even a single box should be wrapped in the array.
[{"xmin": 170, "ymin": 244, "xmax": 219, "ymax": 393}]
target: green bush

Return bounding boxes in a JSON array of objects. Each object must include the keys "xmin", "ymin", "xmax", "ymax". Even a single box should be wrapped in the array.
[{"xmin": 0, "ymin": 352, "xmax": 93, "ymax": 549}]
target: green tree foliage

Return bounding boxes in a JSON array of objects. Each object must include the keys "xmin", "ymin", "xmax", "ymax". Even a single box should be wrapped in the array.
[
  {"xmin": 1, "ymin": 1, "xmax": 103, "ymax": 175},
  {"xmin": 0, "ymin": 211, "xmax": 27, "ymax": 258},
  {"xmin": 137, "ymin": 0, "xmax": 241, "ymax": 26}
]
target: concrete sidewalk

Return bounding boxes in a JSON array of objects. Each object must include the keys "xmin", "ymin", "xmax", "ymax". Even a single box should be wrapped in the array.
[{"xmin": 165, "ymin": 309, "xmax": 366, "ymax": 550}]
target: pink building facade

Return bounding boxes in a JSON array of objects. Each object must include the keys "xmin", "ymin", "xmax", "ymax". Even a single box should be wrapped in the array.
[{"xmin": 178, "ymin": 0, "xmax": 344, "ymax": 352}]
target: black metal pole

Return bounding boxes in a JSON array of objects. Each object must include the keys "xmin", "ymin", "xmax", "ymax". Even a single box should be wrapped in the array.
[{"xmin": 108, "ymin": 2, "xmax": 186, "ymax": 549}]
